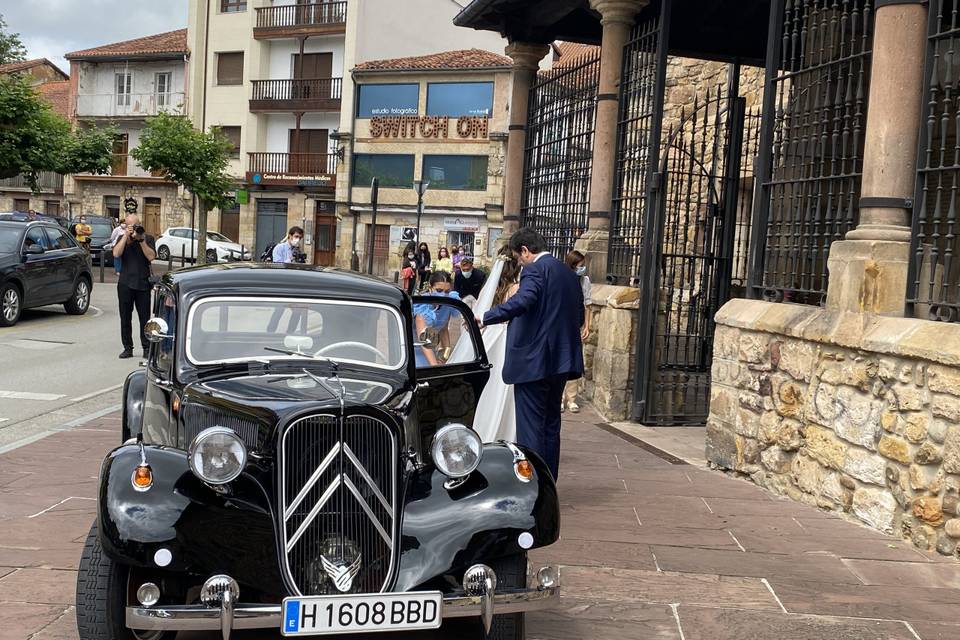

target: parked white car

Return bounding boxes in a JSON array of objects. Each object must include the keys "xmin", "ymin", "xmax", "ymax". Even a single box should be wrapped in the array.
[{"xmin": 155, "ymin": 227, "xmax": 251, "ymax": 263}]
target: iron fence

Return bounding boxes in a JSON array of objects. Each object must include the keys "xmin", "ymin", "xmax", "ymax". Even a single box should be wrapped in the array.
[
  {"xmin": 908, "ymin": 0, "xmax": 960, "ymax": 321},
  {"xmin": 520, "ymin": 50, "xmax": 600, "ymax": 258},
  {"xmin": 749, "ymin": 0, "xmax": 874, "ymax": 306}
]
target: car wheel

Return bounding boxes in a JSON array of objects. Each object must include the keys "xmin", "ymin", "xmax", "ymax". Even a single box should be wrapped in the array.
[
  {"xmin": 0, "ymin": 282, "xmax": 22, "ymax": 327},
  {"xmin": 486, "ymin": 553, "xmax": 527, "ymax": 640},
  {"xmin": 157, "ymin": 245, "xmax": 170, "ymax": 261},
  {"xmin": 76, "ymin": 522, "xmax": 176, "ymax": 640},
  {"xmin": 206, "ymin": 248, "xmax": 218, "ymax": 262},
  {"xmin": 64, "ymin": 278, "xmax": 91, "ymax": 315}
]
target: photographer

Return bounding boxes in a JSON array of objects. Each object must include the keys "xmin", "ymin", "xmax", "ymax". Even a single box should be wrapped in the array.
[{"xmin": 112, "ymin": 213, "xmax": 156, "ymax": 358}]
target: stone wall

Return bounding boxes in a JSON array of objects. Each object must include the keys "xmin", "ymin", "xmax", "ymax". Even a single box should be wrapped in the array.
[
  {"xmin": 708, "ymin": 298, "xmax": 960, "ymax": 556},
  {"xmin": 69, "ymin": 179, "xmax": 187, "ymax": 229}
]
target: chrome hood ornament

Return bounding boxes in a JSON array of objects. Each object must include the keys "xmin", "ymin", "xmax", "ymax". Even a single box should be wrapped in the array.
[{"xmin": 321, "ymin": 553, "xmax": 362, "ymax": 593}]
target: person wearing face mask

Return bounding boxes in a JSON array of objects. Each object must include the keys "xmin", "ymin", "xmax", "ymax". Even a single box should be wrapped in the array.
[
  {"xmin": 562, "ymin": 250, "xmax": 592, "ymax": 413},
  {"xmin": 272, "ymin": 226, "xmax": 304, "ymax": 264},
  {"xmin": 453, "ymin": 254, "xmax": 486, "ymax": 303},
  {"xmin": 413, "ymin": 271, "xmax": 461, "ymax": 361},
  {"xmin": 400, "ymin": 249, "xmax": 419, "ymax": 296},
  {"xmin": 416, "ymin": 242, "xmax": 432, "ymax": 291},
  {"xmin": 452, "ymin": 245, "xmax": 464, "ymax": 272},
  {"xmin": 435, "ymin": 246, "xmax": 453, "ymax": 274}
]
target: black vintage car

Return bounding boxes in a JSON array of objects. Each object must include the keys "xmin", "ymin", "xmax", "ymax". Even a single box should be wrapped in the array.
[{"xmin": 76, "ymin": 263, "xmax": 560, "ymax": 640}]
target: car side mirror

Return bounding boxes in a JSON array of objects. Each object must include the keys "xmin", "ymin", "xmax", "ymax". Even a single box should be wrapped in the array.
[
  {"xmin": 145, "ymin": 317, "xmax": 173, "ymax": 343},
  {"xmin": 24, "ymin": 244, "xmax": 44, "ymax": 255}
]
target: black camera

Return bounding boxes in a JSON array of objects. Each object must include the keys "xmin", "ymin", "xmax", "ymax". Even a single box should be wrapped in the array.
[{"xmin": 134, "ymin": 225, "xmax": 145, "ymax": 235}]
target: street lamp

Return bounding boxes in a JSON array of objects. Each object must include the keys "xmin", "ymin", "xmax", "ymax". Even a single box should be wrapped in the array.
[{"xmin": 413, "ymin": 179, "xmax": 430, "ymax": 245}]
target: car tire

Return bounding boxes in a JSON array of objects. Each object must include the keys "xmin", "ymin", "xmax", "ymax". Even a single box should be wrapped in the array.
[
  {"xmin": 486, "ymin": 552, "xmax": 527, "ymax": 640},
  {"xmin": 157, "ymin": 245, "xmax": 170, "ymax": 261},
  {"xmin": 76, "ymin": 522, "xmax": 176, "ymax": 640},
  {"xmin": 206, "ymin": 248, "xmax": 218, "ymax": 262},
  {"xmin": 64, "ymin": 278, "xmax": 91, "ymax": 315},
  {"xmin": 0, "ymin": 282, "xmax": 22, "ymax": 327}
]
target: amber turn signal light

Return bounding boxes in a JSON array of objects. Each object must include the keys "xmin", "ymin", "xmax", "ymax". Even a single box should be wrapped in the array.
[
  {"xmin": 172, "ymin": 394, "xmax": 181, "ymax": 414},
  {"xmin": 132, "ymin": 464, "xmax": 153, "ymax": 491},
  {"xmin": 515, "ymin": 460, "xmax": 534, "ymax": 481}
]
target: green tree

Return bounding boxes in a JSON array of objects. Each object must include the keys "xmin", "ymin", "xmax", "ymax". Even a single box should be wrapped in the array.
[
  {"xmin": 0, "ymin": 75, "xmax": 113, "ymax": 191},
  {"xmin": 0, "ymin": 15, "xmax": 26, "ymax": 65},
  {"xmin": 132, "ymin": 112, "xmax": 234, "ymax": 264}
]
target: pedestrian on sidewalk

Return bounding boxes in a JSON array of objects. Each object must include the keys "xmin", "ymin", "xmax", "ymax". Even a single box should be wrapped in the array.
[
  {"xmin": 112, "ymin": 214, "xmax": 156, "ymax": 359},
  {"xmin": 562, "ymin": 250, "xmax": 592, "ymax": 414},
  {"xmin": 454, "ymin": 255, "xmax": 486, "ymax": 305},
  {"xmin": 416, "ymin": 242, "xmax": 432, "ymax": 291},
  {"xmin": 108, "ymin": 221, "xmax": 126, "ymax": 274},
  {"xmin": 434, "ymin": 246, "xmax": 453, "ymax": 274},
  {"xmin": 268, "ymin": 227, "xmax": 306, "ymax": 333},
  {"xmin": 477, "ymin": 227, "xmax": 584, "ymax": 479}
]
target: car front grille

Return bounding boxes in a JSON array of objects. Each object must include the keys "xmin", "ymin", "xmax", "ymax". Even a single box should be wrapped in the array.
[
  {"xmin": 279, "ymin": 413, "xmax": 397, "ymax": 596},
  {"xmin": 181, "ymin": 404, "xmax": 261, "ymax": 450}
]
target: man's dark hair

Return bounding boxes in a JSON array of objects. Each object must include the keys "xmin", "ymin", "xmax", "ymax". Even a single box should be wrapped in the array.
[
  {"xmin": 288, "ymin": 226, "xmax": 304, "ymax": 237},
  {"xmin": 430, "ymin": 271, "xmax": 452, "ymax": 285},
  {"xmin": 508, "ymin": 226, "xmax": 547, "ymax": 254}
]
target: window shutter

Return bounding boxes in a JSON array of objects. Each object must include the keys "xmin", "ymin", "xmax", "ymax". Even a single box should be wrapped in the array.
[{"xmin": 217, "ymin": 52, "xmax": 244, "ymax": 86}]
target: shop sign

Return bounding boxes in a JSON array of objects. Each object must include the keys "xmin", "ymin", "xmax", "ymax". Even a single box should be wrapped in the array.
[
  {"xmin": 370, "ymin": 116, "xmax": 489, "ymax": 140},
  {"xmin": 123, "ymin": 197, "xmax": 138, "ymax": 214},
  {"xmin": 443, "ymin": 216, "xmax": 481, "ymax": 232}
]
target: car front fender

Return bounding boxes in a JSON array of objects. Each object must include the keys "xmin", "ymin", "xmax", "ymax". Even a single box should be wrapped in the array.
[
  {"xmin": 122, "ymin": 369, "xmax": 146, "ymax": 442},
  {"xmin": 394, "ymin": 443, "xmax": 560, "ymax": 592}
]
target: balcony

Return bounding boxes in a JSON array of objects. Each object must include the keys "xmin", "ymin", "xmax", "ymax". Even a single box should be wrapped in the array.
[
  {"xmin": 75, "ymin": 92, "xmax": 186, "ymax": 119},
  {"xmin": 0, "ymin": 172, "xmax": 63, "ymax": 193},
  {"xmin": 250, "ymin": 78, "xmax": 342, "ymax": 112},
  {"xmin": 254, "ymin": 2, "xmax": 347, "ymax": 38},
  {"xmin": 74, "ymin": 154, "xmax": 172, "ymax": 183},
  {"xmin": 247, "ymin": 152, "xmax": 336, "ymax": 189}
]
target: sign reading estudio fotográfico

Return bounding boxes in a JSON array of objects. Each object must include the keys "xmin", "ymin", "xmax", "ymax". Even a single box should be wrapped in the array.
[{"xmin": 370, "ymin": 116, "xmax": 489, "ymax": 140}]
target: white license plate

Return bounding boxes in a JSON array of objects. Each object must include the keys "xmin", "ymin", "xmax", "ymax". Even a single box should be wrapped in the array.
[{"xmin": 281, "ymin": 592, "xmax": 443, "ymax": 636}]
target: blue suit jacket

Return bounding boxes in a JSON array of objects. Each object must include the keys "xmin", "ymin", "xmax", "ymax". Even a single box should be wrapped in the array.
[{"xmin": 483, "ymin": 254, "xmax": 585, "ymax": 385}]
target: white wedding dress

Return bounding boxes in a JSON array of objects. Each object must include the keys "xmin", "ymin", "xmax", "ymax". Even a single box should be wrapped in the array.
[{"xmin": 448, "ymin": 258, "xmax": 516, "ymax": 443}]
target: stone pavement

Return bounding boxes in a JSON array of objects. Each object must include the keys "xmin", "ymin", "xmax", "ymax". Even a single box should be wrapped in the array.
[{"xmin": 3, "ymin": 408, "xmax": 960, "ymax": 639}]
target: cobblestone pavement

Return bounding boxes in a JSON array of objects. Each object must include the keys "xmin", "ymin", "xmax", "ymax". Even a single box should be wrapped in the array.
[{"xmin": 3, "ymin": 408, "xmax": 960, "ymax": 639}]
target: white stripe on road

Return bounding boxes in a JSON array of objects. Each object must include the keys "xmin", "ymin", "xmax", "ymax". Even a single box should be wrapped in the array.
[
  {"xmin": 70, "ymin": 383, "xmax": 124, "ymax": 404},
  {"xmin": 27, "ymin": 496, "xmax": 97, "ymax": 519},
  {"xmin": 0, "ymin": 390, "xmax": 65, "ymax": 401}
]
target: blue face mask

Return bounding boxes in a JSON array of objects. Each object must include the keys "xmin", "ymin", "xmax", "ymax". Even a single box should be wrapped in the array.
[
  {"xmin": 576, "ymin": 266, "xmax": 587, "ymax": 276},
  {"xmin": 461, "ymin": 270, "xmax": 472, "ymax": 278}
]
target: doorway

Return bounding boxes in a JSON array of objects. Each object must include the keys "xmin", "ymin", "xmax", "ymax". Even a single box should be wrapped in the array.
[
  {"xmin": 365, "ymin": 223, "xmax": 390, "ymax": 276},
  {"xmin": 314, "ymin": 200, "xmax": 336, "ymax": 266},
  {"xmin": 143, "ymin": 197, "xmax": 161, "ymax": 237},
  {"xmin": 220, "ymin": 200, "xmax": 240, "ymax": 242},
  {"xmin": 111, "ymin": 134, "xmax": 129, "ymax": 176},
  {"xmin": 255, "ymin": 199, "xmax": 289, "ymax": 259}
]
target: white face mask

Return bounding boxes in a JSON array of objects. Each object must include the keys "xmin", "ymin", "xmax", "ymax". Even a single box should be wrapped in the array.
[
  {"xmin": 576, "ymin": 266, "xmax": 587, "ymax": 276},
  {"xmin": 461, "ymin": 269, "xmax": 472, "ymax": 278},
  {"xmin": 408, "ymin": 253, "xmax": 415, "ymax": 259},
  {"xmin": 290, "ymin": 237, "xmax": 300, "ymax": 247}
]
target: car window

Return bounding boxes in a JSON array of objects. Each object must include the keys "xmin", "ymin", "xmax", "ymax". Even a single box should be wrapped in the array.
[
  {"xmin": 0, "ymin": 228, "xmax": 20, "ymax": 253},
  {"xmin": 412, "ymin": 298, "xmax": 478, "ymax": 368},
  {"xmin": 89, "ymin": 222, "xmax": 113, "ymax": 237},
  {"xmin": 47, "ymin": 227, "xmax": 78, "ymax": 250},
  {"xmin": 150, "ymin": 290, "xmax": 176, "ymax": 373},
  {"xmin": 207, "ymin": 232, "xmax": 229, "ymax": 242},
  {"xmin": 24, "ymin": 227, "xmax": 53, "ymax": 251}
]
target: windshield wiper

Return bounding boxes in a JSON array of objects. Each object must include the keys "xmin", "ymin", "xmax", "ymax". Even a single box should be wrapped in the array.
[{"xmin": 263, "ymin": 346, "xmax": 341, "ymax": 371}]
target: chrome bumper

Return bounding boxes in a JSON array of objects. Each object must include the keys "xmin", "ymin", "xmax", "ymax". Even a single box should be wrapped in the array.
[{"xmin": 126, "ymin": 586, "xmax": 559, "ymax": 633}]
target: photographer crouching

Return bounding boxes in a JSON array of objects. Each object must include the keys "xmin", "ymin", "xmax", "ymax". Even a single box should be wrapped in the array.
[{"xmin": 112, "ymin": 214, "xmax": 156, "ymax": 359}]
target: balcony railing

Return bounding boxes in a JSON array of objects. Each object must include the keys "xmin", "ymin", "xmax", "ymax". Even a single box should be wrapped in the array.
[
  {"xmin": 247, "ymin": 152, "xmax": 337, "ymax": 188},
  {"xmin": 249, "ymin": 78, "xmax": 342, "ymax": 111},
  {"xmin": 76, "ymin": 154, "xmax": 166, "ymax": 180},
  {"xmin": 75, "ymin": 92, "xmax": 186, "ymax": 118},
  {"xmin": 0, "ymin": 172, "xmax": 63, "ymax": 192},
  {"xmin": 255, "ymin": 2, "xmax": 347, "ymax": 36}
]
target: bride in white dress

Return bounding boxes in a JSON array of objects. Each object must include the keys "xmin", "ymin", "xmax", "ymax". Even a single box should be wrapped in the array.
[{"xmin": 448, "ymin": 252, "xmax": 520, "ymax": 442}]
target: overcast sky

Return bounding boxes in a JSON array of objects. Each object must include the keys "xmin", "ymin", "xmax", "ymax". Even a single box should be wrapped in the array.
[{"xmin": 2, "ymin": 0, "xmax": 188, "ymax": 73}]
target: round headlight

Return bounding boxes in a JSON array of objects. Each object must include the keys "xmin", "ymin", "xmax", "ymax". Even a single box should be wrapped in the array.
[
  {"xmin": 188, "ymin": 426, "xmax": 247, "ymax": 484},
  {"xmin": 431, "ymin": 424, "xmax": 482, "ymax": 478}
]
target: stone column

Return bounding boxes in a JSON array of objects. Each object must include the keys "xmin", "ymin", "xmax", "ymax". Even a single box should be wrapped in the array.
[
  {"xmin": 826, "ymin": 1, "xmax": 927, "ymax": 315},
  {"xmin": 576, "ymin": 0, "xmax": 647, "ymax": 283},
  {"xmin": 503, "ymin": 42, "xmax": 549, "ymax": 237}
]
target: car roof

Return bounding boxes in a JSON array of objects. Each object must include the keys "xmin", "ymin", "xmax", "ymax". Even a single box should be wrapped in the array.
[
  {"xmin": 165, "ymin": 263, "xmax": 407, "ymax": 308},
  {"xmin": 0, "ymin": 218, "xmax": 60, "ymax": 229}
]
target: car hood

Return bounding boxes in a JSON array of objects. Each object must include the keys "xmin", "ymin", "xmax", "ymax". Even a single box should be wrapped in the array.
[{"xmin": 193, "ymin": 372, "xmax": 397, "ymax": 405}]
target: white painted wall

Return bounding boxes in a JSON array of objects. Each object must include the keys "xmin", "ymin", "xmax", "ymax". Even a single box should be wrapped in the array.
[
  {"xmin": 267, "ymin": 36, "xmax": 345, "ymax": 80},
  {"xmin": 76, "ymin": 59, "xmax": 187, "ymax": 117},
  {"xmin": 265, "ymin": 113, "xmax": 340, "ymax": 153}
]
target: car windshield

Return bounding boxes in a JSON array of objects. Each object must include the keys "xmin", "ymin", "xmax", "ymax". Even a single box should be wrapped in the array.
[
  {"xmin": 0, "ymin": 228, "xmax": 20, "ymax": 253},
  {"xmin": 89, "ymin": 223, "xmax": 113, "ymax": 236},
  {"xmin": 186, "ymin": 296, "xmax": 406, "ymax": 370},
  {"xmin": 207, "ymin": 232, "xmax": 230, "ymax": 242}
]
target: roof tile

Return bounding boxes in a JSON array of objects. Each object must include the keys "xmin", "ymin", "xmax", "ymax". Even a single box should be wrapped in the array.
[
  {"xmin": 355, "ymin": 48, "xmax": 512, "ymax": 72},
  {"xmin": 0, "ymin": 58, "xmax": 67, "ymax": 78},
  {"xmin": 65, "ymin": 29, "xmax": 188, "ymax": 60}
]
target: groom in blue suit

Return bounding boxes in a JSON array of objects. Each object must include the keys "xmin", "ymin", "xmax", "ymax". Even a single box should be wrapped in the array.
[{"xmin": 478, "ymin": 227, "xmax": 584, "ymax": 479}]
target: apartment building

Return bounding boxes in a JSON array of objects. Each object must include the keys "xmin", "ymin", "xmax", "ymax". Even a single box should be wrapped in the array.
[
  {"xmin": 187, "ymin": 0, "xmax": 506, "ymax": 264},
  {"xmin": 63, "ymin": 30, "xmax": 190, "ymax": 235},
  {"xmin": 0, "ymin": 59, "xmax": 70, "ymax": 214}
]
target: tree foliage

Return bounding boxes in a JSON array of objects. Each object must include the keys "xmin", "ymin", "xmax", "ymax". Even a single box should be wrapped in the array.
[
  {"xmin": 0, "ymin": 75, "xmax": 113, "ymax": 191},
  {"xmin": 132, "ymin": 112, "xmax": 235, "ymax": 263},
  {"xmin": 0, "ymin": 15, "xmax": 27, "ymax": 65}
]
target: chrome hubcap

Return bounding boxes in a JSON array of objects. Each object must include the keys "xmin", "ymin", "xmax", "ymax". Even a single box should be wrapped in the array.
[
  {"xmin": 76, "ymin": 282, "xmax": 89, "ymax": 310},
  {"xmin": 2, "ymin": 289, "xmax": 18, "ymax": 322}
]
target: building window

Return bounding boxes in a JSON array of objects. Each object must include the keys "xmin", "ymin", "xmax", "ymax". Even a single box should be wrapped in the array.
[
  {"xmin": 221, "ymin": 0, "xmax": 247, "ymax": 12},
  {"xmin": 352, "ymin": 154, "xmax": 415, "ymax": 188},
  {"xmin": 216, "ymin": 52, "xmax": 244, "ymax": 86},
  {"xmin": 356, "ymin": 83, "xmax": 419, "ymax": 118},
  {"xmin": 426, "ymin": 82, "xmax": 494, "ymax": 117},
  {"xmin": 447, "ymin": 231, "xmax": 475, "ymax": 253},
  {"xmin": 104, "ymin": 195, "xmax": 121, "ymax": 219},
  {"xmin": 13, "ymin": 198, "xmax": 29, "ymax": 212},
  {"xmin": 115, "ymin": 72, "xmax": 132, "ymax": 106},
  {"xmin": 487, "ymin": 227, "xmax": 502, "ymax": 257},
  {"xmin": 422, "ymin": 155, "xmax": 488, "ymax": 190},
  {"xmin": 45, "ymin": 201, "xmax": 60, "ymax": 216},
  {"xmin": 155, "ymin": 72, "xmax": 172, "ymax": 107},
  {"xmin": 219, "ymin": 126, "xmax": 241, "ymax": 158}
]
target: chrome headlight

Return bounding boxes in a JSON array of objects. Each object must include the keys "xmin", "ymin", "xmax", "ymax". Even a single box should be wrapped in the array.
[
  {"xmin": 431, "ymin": 424, "xmax": 482, "ymax": 478},
  {"xmin": 188, "ymin": 426, "xmax": 247, "ymax": 484}
]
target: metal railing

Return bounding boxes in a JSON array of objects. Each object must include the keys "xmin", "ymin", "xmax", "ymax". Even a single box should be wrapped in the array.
[
  {"xmin": 521, "ymin": 49, "xmax": 599, "ymax": 259},
  {"xmin": 255, "ymin": 1, "xmax": 347, "ymax": 28},
  {"xmin": 248, "ymin": 152, "xmax": 337, "ymax": 176},
  {"xmin": 908, "ymin": 0, "xmax": 960, "ymax": 321},
  {"xmin": 0, "ymin": 172, "xmax": 63, "ymax": 191},
  {"xmin": 251, "ymin": 78, "xmax": 342, "ymax": 102},
  {"xmin": 748, "ymin": 0, "xmax": 874, "ymax": 306},
  {"xmin": 75, "ymin": 92, "xmax": 186, "ymax": 118}
]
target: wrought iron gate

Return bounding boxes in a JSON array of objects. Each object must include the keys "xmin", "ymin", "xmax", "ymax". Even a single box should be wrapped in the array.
[{"xmin": 521, "ymin": 50, "xmax": 600, "ymax": 257}]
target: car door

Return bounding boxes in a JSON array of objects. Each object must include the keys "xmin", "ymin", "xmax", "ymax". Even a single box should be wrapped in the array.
[
  {"xmin": 164, "ymin": 229, "xmax": 183, "ymax": 260},
  {"xmin": 44, "ymin": 226, "xmax": 82, "ymax": 300},
  {"xmin": 412, "ymin": 296, "xmax": 491, "ymax": 451},
  {"xmin": 20, "ymin": 226, "xmax": 57, "ymax": 305}
]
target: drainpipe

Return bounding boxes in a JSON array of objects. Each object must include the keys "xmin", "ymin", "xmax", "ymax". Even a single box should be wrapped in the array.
[{"xmin": 348, "ymin": 74, "xmax": 359, "ymax": 268}]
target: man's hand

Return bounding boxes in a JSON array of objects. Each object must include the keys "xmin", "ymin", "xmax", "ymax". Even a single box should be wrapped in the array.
[{"xmin": 475, "ymin": 315, "xmax": 484, "ymax": 329}]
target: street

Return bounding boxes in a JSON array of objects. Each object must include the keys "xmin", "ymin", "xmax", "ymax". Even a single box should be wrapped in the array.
[{"xmin": 3, "ymin": 404, "xmax": 960, "ymax": 639}]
